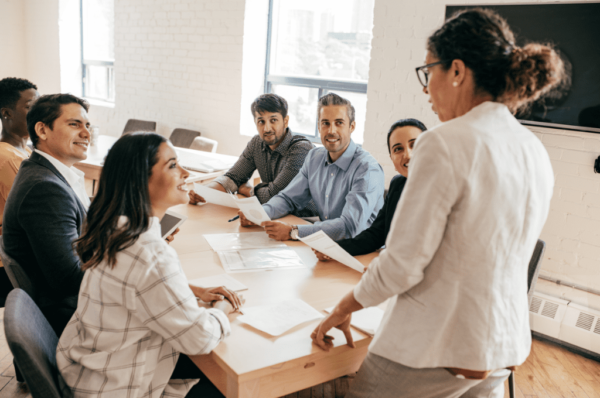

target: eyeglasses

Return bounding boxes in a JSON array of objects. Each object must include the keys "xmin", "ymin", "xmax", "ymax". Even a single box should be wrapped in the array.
[{"xmin": 415, "ymin": 61, "xmax": 443, "ymax": 88}]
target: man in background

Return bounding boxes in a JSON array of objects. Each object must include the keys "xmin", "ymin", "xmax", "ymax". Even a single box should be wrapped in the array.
[{"xmin": 189, "ymin": 93, "xmax": 317, "ymax": 217}]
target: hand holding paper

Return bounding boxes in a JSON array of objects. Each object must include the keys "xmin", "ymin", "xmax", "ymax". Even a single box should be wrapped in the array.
[
  {"xmin": 300, "ymin": 231, "xmax": 365, "ymax": 273},
  {"xmin": 192, "ymin": 182, "xmax": 238, "ymax": 208},
  {"xmin": 233, "ymin": 196, "xmax": 271, "ymax": 226}
]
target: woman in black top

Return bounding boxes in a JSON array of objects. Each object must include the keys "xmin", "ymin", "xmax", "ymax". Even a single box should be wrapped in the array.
[{"xmin": 315, "ymin": 118, "xmax": 427, "ymax": 260}]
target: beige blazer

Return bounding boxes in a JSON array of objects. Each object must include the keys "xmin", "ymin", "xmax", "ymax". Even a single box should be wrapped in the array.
[{"xmin": 354, "ymin": 101, "xmax": 554, "ymax": 371}]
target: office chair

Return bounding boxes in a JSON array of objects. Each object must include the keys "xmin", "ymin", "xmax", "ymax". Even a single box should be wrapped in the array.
[
  {"xmin": 190, "ymin": 136, "xmax": 218, "ymax": 153},
  {"xmin": 508, "ymin": 239, "xmax": 546, "ymax": 398},
  {"xmin": 121, "ymin": 119, "xmax": 157, "ymax": 136},
  {"xmin": 4, "ymin": 289, "xmax": 63, "ymax": 398},
  {"xmin": 169, "ymin": 128, "xmax": 201, "ymax": 148}
]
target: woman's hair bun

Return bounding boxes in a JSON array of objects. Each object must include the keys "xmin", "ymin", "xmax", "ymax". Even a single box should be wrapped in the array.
[{"xmin": 503, "ymin": 43, "xmax": 567, "ymax": 113}]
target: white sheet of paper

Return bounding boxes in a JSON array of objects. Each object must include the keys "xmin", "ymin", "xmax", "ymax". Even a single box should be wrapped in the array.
[
  {"xmin": 218, "ymin": 247, "xmax": 305, "ymax": 273},
  {"xmin": 324, "ymin": 306, "xmax": 384, "ymax": 336},
  {"xmin": 193, "ymin": 183, "xmax": 238, "ymax": 208},
  {"xmin": 233, "ymin": 196, "xmax": 271, "ymax": 225},
  {"xmin": 203, "ymin": 232, "xmax": 286, "ymax": 252},
  {"xmin": 238, "ymin": 299, "xmax": 324, "ymax": 336},
  {"xmin": 299, "ymin": 230, "xmax": 365, "ymax": 273},
  {"xmin": 188, "ymin": 274, "xmax": 248, "ymax": 292}
]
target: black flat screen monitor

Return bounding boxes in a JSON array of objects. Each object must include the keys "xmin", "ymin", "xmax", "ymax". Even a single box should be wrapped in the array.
[{"xmin": 445, "ymin": 3, "xmax": 600, "ymax": 134}]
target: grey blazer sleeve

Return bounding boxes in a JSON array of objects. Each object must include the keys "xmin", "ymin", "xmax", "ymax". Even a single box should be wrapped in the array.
[{"xmin": 18, "ymin": 180, "xmax": 84, "ymax": 297}]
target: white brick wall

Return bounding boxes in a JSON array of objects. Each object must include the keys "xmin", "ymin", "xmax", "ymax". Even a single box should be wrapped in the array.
[
  {"xmin": 364, "ymin": 0, "xmax": 600, "ymax": 304},
  {"xmin": 89, "ymin": 0, "xmax": 250, "ymax": 156}
]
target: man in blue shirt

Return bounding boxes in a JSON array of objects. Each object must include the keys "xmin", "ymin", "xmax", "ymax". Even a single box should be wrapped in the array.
[{"xmin": 239, "ymin": 93, "xmax": 385, "ymax": 241}]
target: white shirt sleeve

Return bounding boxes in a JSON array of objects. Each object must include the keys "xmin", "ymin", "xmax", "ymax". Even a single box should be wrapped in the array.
[{"xmin": 354, "ymin": 131, "xmax": 460, "ymax": 308}]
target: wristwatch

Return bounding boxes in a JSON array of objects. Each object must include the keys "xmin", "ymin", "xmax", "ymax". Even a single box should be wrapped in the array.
[
  {"xmin": 249, "ymin": 186, "xmax": 255, "ymax": 196},
  {"xmin": 290, "ymin": 225, "xmax": 300, "ymax": 240}
]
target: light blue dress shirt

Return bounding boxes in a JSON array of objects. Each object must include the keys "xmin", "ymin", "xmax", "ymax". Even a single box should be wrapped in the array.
[{"xmin": 263, "ymin": 141, "xmax": 385, "ymax": 240}]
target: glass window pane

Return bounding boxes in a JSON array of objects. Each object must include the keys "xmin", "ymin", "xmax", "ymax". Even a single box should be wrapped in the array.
[
  {"xmin": 325, "ymin": 90, "xmax": 366, "ymax": 144},
  {"xmin": 272, "ymin": 85, "xmax": 319, "ymax": 137},
  {"xmin": 269, "ymin": 0, "xmax": 374, "ymax": 82},
  {"xmin": 87, "ymin": 65, "xmax": 109, "ymax": 100},
  {"xmin": 82, "ymin": 0, "xmax": 114, "ymax": 61}
]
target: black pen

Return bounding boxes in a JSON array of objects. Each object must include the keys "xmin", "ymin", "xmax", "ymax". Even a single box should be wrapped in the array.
[{"xmin": 228, "ymin": 215, "xmax": 240, "ymax": 222}]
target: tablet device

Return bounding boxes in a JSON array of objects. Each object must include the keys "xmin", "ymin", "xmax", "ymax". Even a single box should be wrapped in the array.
[{"xmin": 160, "ymin": 210, "xmax": 187, "ymax": 239}]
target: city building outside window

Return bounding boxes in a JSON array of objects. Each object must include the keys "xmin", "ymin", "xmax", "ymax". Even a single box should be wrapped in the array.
[
  {"xmin": 264, "ymin": 0, "xmax": 375, "ymax": 143},
  {"xmin": 81, "ymin": 0, "xmax": 115, "ymax": 102}
]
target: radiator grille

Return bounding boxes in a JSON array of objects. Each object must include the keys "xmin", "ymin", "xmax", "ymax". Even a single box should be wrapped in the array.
[
  {"xmin": 594, "ymin": 320, "xmax": 600, "ymax": 335},
  {"xmin": 530, "ymin": 297, "xmax": 542, "ymax": 314},
  {"xmin": 541, "ymin": 302, "xmax": 559, "ymax": 319},
  {"xmin": 575, "ymin": 313, "xmax": 595, "ymax": 331}
]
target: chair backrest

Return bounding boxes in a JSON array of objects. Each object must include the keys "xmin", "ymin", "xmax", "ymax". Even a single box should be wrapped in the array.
[
  {"xmin": 5, "ymin": 289, "xmax": 62, "ymax": 398},
  {"xmin": 527, "ymin": 239, "xmax": 546, "ymax": 303},
  {"xmin": 0, "ymin": 237, "xmax": 35, "ymax": 300},
  {"xmin": 190, "ymin": 136, "xmax": 218, "ymax": 153},
  {"xmin": 121, "ymin": 119, "xmax": 157, "ymax": 136},
  {"xmin": 169, "ymin": 128, "xmax": 201, "ymax": 148}
]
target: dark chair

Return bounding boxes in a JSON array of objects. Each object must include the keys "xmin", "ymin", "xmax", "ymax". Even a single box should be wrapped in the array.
[
  {"xmin": 508, "ymin": 239, "xmax": 546, "ymax": 398},
  {"xmin": 4, "ymin": 289, "xmax": 63, "ymax": 398},
  {"xmin": 121, "ymin": 119, "xmax": 156, "ymax": 136},
  {"xmin": 170, "ymin": 128, "xmax": 201, "ymax": 148},
  {"xmin": 0, "ymin": 237, "xmax": 35, "ymax": 300}
]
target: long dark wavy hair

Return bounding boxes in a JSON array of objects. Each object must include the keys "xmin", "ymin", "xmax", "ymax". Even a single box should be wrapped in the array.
[{"xmin": 75, "ymin": 132, "xmax": 167, "ymax": 270}]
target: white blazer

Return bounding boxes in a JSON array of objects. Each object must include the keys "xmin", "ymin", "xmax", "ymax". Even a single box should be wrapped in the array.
[{"xmin": 354, "ymin": 101, "xmax": 554, "ymax": 371}]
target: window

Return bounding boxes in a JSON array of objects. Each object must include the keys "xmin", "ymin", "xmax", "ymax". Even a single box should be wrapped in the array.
[
  {"xmin": 80, "ymin": 0, "xmax": 115, "ymax": 102},
  {"xmin": 264, "ymin": 0, "xmax": 375, "ymax": 143}
]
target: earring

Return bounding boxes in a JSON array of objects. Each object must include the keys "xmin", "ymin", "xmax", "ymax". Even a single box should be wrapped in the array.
[{"xmin": 452, "ymin": 82, "xmax": 458, "ymax": 87}]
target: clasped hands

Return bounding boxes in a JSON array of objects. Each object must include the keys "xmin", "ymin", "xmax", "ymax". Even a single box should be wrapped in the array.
[{"xmin": 189, "ymin": 285, "xmax": 244, "ymax": 315}]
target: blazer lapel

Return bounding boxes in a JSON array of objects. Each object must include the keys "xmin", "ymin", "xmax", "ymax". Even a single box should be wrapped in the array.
[{"xmin": 28, "ymin": 152, "xmax": 88, "ymax": 215}]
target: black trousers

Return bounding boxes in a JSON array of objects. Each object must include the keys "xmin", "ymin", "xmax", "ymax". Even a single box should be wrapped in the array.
[{"xmin": 171, "ymin": 354, "xmax": 224, "ymax": 398}]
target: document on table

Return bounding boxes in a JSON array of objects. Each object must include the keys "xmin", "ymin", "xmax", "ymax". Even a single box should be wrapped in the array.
[
  {"xmin": 218, "ymin": 247, "xmax": 305, "ymax": 273},
  {"xmin": 188, "ymin": 274, "xmax": 248, "ymax": 292},
  {"xmin": 238, "ymin": 299, "xmax": 324, "ymax": 336},
  {"xmin": 233, "ymin": 196, "xmax": 271, "ymax": 225},
  {"xmin": 193, "ymin": 183, "xmax": 238, "ymax": 208},
  {"xmin": 204, "ymin": 232, "xmax": 286, "ymax": 252},
  {"xmin": 324, "ymin": 306, "xmax": 384, "ymax": 336},
  {"xmin": 299, "ymin": 230, "xmax": 366, "ymax": 273}
]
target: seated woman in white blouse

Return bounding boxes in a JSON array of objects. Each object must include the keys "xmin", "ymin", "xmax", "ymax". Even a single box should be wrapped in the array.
[
  {"xmin": 57, "ymin": 133, "xmax": 242, "ymax": 398},
  {"xmin": 311, "ymin": 8, "xmax": 567, "ymax": 398}
]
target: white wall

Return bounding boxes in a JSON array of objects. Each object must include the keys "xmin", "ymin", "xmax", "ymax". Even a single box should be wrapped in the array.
[
  {"xmin": 363, "ymin": 0, "xmax": 600, "ymax": 308},
  {"xmin": 89, "ymin": 0, "xmax": 250, "ymax": 156},
  {"xmin": 0, "ymin": 0, "xmax": 26, "ymax": 79}
]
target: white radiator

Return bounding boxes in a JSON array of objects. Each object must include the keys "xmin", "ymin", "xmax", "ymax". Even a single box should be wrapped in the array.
[{"xmin": 529, "ymin": 292, "xmax": 600, "ymax": 355}]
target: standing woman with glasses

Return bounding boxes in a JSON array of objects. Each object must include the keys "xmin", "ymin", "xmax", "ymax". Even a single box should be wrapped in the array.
[{"xmin": 311, "ymin": 8, "xmax": 566, "ymax": 398}]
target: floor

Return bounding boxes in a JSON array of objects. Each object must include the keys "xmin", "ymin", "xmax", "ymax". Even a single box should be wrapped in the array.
[{"xmin": 0, "ymin": 304, "xmax": 598, "ymax": 397}]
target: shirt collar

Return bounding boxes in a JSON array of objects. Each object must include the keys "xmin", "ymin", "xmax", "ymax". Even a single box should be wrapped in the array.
[
  {"xmin": 261, "ymin": 127, "xmax": 294, "ymax": 155},
  {"xmin": 34, "ymin": 149, "xmax": 85, "ymax": 187},
  {"xmin": 325, "ymin": 140, "xmax": 357, "ymax": 171}
]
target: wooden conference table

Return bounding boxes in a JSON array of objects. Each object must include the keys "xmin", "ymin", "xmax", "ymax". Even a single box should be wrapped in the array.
[{"xmin": 168, "ymin": 201, "xmax": 379, "ymax": 398}]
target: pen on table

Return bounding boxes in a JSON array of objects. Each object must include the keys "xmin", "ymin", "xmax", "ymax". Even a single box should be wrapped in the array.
[{"xmin": 228, "ymin": 215, "xmax": 239, "ymax": 222}]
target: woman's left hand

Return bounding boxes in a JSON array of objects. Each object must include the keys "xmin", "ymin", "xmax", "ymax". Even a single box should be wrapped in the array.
[
  {"xmin": 192, "ymin": 285, "xmax": 243, "ymax": 311},
  {"xmin": 165, "ymin": 228, "xmax": 180, "ymax": 244}
]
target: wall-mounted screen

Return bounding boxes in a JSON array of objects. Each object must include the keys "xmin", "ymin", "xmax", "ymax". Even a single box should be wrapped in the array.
[{"xmin": 446, "ymin": 3, "xmax": 600, "ymax": 134}]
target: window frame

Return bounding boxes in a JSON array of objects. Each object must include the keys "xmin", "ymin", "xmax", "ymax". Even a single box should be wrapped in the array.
[
  {"xmin": 80, "ymin": 0, "xmax": 115, "ymax": 103},
  {"xmin": 263, "ymin": 0, "xmax": 369, "ymax": 143}
]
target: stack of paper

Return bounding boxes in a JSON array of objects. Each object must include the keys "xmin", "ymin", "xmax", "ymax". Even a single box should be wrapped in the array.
[
  {"xmin": 299, "ymin": 230, "xmax": 366, "ymax": 273},
  {"xmin": 238, "ymin": 299, "xmax": 324, "ymax": 336},
  {"xmin": 193, "ymin": 183, "xmax": 271, "ymax": 225},
  {"xmin": 324, "ymin": 306, "xmax": 385, "ymax": 336},
  {"xmin": 204, "ymin": 232, "xmax": 306, "ymax": 273}
]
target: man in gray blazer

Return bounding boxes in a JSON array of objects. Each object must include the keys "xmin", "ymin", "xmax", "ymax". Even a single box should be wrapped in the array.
[{"xmin": 3, "ymin": 93, "xmax": 91, "ymax": 335}]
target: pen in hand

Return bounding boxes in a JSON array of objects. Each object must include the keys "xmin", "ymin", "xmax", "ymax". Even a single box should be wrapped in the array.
[{"xmin": 228, "ymin": 215, "xmax": 240, "ymax": 222}]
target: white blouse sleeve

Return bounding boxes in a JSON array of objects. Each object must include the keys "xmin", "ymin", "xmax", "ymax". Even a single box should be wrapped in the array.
[{"xmin": 354, "ymin": 130, "xmax": 460, "ymax": 307}]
